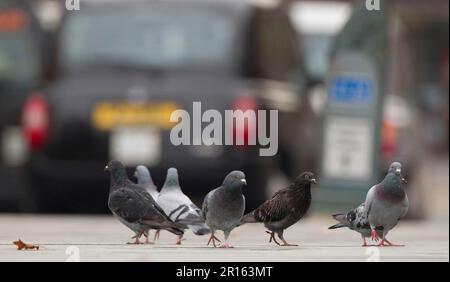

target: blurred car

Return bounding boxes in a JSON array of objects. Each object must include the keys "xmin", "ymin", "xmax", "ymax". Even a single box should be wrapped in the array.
[
  {"xmin": 0, "ymin": 0, "xmax": 45, "ymax": 211},
  {"xmin": 23, "ymin": 0, "xmax": 306, "ymax": 213}
]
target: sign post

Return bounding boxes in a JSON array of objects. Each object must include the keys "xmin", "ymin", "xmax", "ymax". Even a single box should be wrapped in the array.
[{"xmin": 316, "ymin": 51, "xmax": 384, "ymax": 210}]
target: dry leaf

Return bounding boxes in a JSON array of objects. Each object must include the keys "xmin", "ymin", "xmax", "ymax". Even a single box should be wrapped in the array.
[{"xmin": 13, "ymin": 239, "xmax": 40, "ymax": 250}]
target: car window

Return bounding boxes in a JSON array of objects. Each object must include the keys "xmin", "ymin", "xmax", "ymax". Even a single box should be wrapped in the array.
[
  {"xmin": 0, "ymin": 8, "xmax": 41, "ymax": 86},
  {"xmin": 60, "ymin": 5, "xmax": 235, "ymax": 71}
]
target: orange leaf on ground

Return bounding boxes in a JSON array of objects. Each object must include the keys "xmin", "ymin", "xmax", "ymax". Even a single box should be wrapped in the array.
[{"xmin": 13, "ymin": 239, "xmax": 40, "ymax": 250}]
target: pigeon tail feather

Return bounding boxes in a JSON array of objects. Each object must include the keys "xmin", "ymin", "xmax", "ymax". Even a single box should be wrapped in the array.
[
  {"xmin": 189, "ymin": 224, "xmax": 211, "ymax": 236},
  {"xmin": 332, "ymin": 213, "xmax": 347, "ymax": 222},
  {"xmin": 240, "ymin": 212, "xmax": 258, "ymax": 224},
  {"xmin": 176, "ymin": 213, "xmax": 205, "ymax": 225},
  {"xmin": 328, "ymin": 223, "xmax": 347, "ymax": 229},
  {"xmin": 329, "ymin": 213, "xmax": 350, "ymax": 229},
  {"xmin": 139, "ymin": 219, "xmax": 186, "ymax": 231}
]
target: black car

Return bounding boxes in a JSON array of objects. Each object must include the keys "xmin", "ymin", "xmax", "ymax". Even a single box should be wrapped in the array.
[
  {"xmin": 0, "ymin": 0, "xmax": 45, "ymax": 211},
  {"xmin": 24, "ymin": 0, "xmax": 307, "ymax": 213}
]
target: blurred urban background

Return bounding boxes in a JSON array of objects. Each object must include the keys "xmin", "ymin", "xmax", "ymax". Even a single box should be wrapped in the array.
[{"xmin": 0, "ymin": 0, "xmax": 448, "ymax": 220}]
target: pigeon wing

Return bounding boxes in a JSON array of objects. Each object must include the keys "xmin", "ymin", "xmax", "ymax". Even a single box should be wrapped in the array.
[
  {"xmin": 364, "ymin": 185, "xmax": 377, "ymax": 217},
  {"xmin": 252, "ymin": 189, "xmax": 289, "ymax": 223},
  {"xmin": 400, "ymin": 193, "xmax": 409, "ymax": 219},
  {"xmin": 111, "ymin": 183, "xmax": 185, "ymax": 230},
  {"xmin": 352, "ymin": 203, "xmax": 371, "ymax": 230},
  {"xmin": 129, "ymin": 182, "xmax": 168, "ymax": 217},
  {"xmin": 202, "ymin": 189, "xmax": 215, "ymax": 220},
  {"xmin": 108, "ymin": 187, "xmax": 150, "ymax": 223}
]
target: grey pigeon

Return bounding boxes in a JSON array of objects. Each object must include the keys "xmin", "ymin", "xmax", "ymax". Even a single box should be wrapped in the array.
[
  {"xmin": 202, "ymin": 171, "xmax": 246, "ymax": 248},
  {"xmin": 328, "ymin": 203, "xmax": 384, "ymax": 246},
  {"xmin": 364, "ymin": 162, "xmax": 409, "ymax": 246},
  {"xmin": 105, "ymin": 160, "xmax": 185, "ymax": 244},
  {"xmin": 156, "ymin": 168, "xmax": 210, "ymax": 244},
  {"xmin": 241, "ymin": 172, "xmax": 316, "ymax": 246},
  {"xmin": 134, "ymin": 165, "xmax": 159, "ymax": 200},
  {"xmin": 133, "ymin": 165, "xmax": 159, "ymax": 243}
]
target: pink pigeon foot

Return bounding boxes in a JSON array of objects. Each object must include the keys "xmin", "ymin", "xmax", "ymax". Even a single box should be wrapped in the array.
[
  {"xmin": 280, "ymin": 239, "xmax": 298, "ymax": 247},
  {"xmin": 175, "ymin": 235, "xmax": 184, "ymax": 245},
  {"xmin": 207, "ymin": 233, "xmax": 221, "ymax": 247},
  {"xmin": 378, "ymin": 238, "xmax": 404, "ymax": 247},
  {"xmin": 371, "ymin": 230, "xmax": 379, "ymax": 242},
  {"xmin": 266, "ymin": 231, "xmax": 281, "ymax": 246},
  {"xmin": 220, "ymin": 243, "xmax": 234, "ymax": 248},
  {"xmin": 154, "ymin": 230, "xmax": 161, "ymax": 241},
  {"xmin": 127, "ymin": 237, "xmax": 143, "ymax": 245}
]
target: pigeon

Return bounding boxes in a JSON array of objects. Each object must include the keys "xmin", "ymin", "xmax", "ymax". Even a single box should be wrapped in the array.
[
  {"xmin": 134, "ymin": 165, "xmax": 159, "ymax": 200},
  {"xmin": 155, "ymin": 168, "xmax": 210, "ymax": 244},
  {"xmin": 132, "ymin": 165, "xmax": 159, "ymax": 243},
  {"xmin": 364, "ymin": 162, "xmax": 409, "ymax": 246},
  {"xmin": 105, "ymin": 160, "xmax": 186, "ymax": 244},
  {"xmin": 328, "ymin": 203, "xmax": 384, "ymax": 246},
  {"xmin": 202, "ymin": 171, "xmax": 246, "ymax": 248},
  {"xmin": 241, "ymin": 172, "xmax": 316, "ymax": 246}
]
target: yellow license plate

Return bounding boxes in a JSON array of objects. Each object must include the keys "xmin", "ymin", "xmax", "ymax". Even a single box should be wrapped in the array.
[{"xmin": 92, "ymin": 102, "xmax": 180, "ymax": 131}]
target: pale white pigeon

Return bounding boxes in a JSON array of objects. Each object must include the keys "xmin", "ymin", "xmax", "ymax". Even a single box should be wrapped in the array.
[{"xmin": 156, "ymin": 168, "xmax": 210, "ymax": 244}]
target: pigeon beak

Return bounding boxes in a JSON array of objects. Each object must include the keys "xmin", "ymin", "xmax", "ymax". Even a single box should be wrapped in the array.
[
  {"xmin": 241, "ymin": 179, "xmax": 247, "ymax": 186},
  {"xmin": 311, "ymin": 178, "xmax": 317, "ymax": 184},
  {"xmin": 402, "ymin": 177, "xmax": 408, "ymax": 184},
  {"xmin": 395, "ymin": 168, "xmax": 401, "ymax": 176},
  {"xmin": 104, "ymin": 165, "xmax": 109, "ymax": 171}
]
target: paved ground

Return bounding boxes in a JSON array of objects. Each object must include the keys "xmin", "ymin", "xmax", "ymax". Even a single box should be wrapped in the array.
[{"xmin": 0, "ymin": 214, "xmax": 448, "ymax": 262}]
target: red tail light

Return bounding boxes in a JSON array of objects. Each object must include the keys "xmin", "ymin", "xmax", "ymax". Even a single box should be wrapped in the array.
[
  {"xmin": 232, "ymin": 95, "xmax": 258, "ymax": 147},
  {"xmin": 22, "ymin": 93, "xmax": 50, "ymax": 151},
  {"xmin": 381, "ymin": 119, "xmax": 398, "ymax": 159}
]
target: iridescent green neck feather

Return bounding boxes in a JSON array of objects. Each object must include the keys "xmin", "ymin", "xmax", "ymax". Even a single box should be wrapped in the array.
[
  {"xmin": 164, "ymin": 169, "xmax": 179, "ymax": 187},
  {"xmin": 381, "ymin": 173, "xmax": 403, "ymax": 191},
  {"xmin": 112, "ymin": 167, "xmax": 128, "ymax": 186}
]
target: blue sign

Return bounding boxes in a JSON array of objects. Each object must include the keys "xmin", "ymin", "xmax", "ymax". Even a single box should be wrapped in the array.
[{"xmin": 330, "ymin": 76, "xmax": 374, "ymax": 104}]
